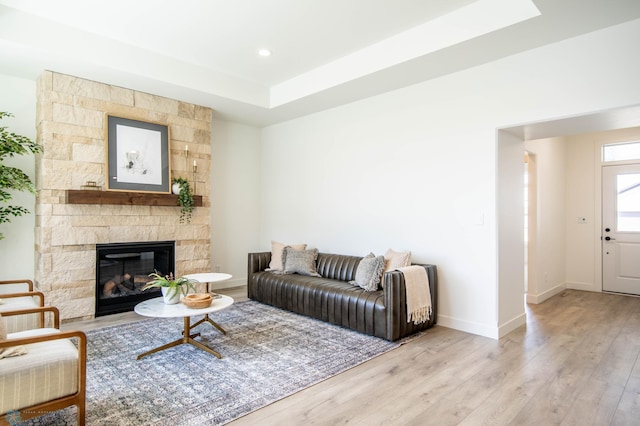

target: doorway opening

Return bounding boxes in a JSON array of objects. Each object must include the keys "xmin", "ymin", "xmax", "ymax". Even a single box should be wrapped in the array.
[{"xmin": 497, "ymin": 103, "xmax": 640, "ymax": 338}]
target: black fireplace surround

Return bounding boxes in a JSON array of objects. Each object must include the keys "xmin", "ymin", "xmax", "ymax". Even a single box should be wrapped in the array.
[{"xmin": 95, "ymin": 241, "xmax": 175, "ymax": 316}]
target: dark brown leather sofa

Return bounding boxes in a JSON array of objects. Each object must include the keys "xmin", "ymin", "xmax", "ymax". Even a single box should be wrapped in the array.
[{"xmin": 248, "ymin": 251, "xmax": 437, "ymax": 341}]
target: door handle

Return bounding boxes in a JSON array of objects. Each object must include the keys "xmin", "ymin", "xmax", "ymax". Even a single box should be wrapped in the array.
[{"xmin": 605, "ymin": 236, "xmax": 616, "ymax": 241}]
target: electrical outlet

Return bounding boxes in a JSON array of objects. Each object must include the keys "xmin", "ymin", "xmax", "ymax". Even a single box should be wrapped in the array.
[{"xmin": 215, "ymin": 265, "xmax": 221, "ymax": 272}]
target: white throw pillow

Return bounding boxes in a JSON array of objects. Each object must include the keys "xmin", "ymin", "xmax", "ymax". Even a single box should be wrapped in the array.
[
  {"xmin": 383, "ymin": 248, "xmax": 412, "ymax": 273},
  {"xmin": 267, "ymin": 240, "xmax": 307, "ymax": 272}
]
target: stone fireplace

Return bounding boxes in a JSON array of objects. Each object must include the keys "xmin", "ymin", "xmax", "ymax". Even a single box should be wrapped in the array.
[{"xmin": 34, "ymin": 71, "xmax": 212, "ymax": 322}]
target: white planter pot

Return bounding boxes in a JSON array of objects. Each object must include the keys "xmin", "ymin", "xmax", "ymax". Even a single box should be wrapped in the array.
[
  {"xmin": 161, "ymin": 286, "xmax": 181, "ymax": 304},
  {"xmin": 172, "ymin": 183, "xmax": 181, "ymax": 195}
]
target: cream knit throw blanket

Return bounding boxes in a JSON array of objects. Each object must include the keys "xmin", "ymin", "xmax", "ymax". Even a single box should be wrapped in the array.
[{"xmin": 397, "ymin": 265, "xmax": 432, "ymax": 324}]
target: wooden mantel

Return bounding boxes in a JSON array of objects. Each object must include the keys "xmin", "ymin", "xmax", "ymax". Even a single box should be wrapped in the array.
[{"xmin": 66, "ymin": 190, "xmax": 203, "ymax": 207}]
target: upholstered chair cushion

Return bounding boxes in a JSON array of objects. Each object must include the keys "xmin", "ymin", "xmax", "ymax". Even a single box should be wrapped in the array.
[
  {"xmin": 0, "ymin": 328, "xmax": 79, "ymax": 414},
  {"xmin": 0, "ymin": 297, "xmax": 40, "ymax": 334}
]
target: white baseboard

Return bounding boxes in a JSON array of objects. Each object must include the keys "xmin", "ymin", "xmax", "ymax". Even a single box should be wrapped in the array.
[
  {"xmin": 436, "ymin": 315, "xmax": 499, "ymax": 340},
  {"xmin": 210, "ymin": 278, "xmax": 246, "ymax": 290},
  {"xmin": 498, "ymin": 312, "xmax": 527, "ymax": 338},
  {"xmin": 566, "ymin": 281, "xmax": 599, "ymax": 292},
  {"xmin": 437, "ymin": 312, "xmax": 526, "ymax": 340},
  {"xmin": 526, "ymin": 282, "xmax": 566, "ymax": 304}
]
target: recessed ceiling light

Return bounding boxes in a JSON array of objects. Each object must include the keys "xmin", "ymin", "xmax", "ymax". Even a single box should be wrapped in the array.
[{"xmin": 258, "ymin": 49, "xmax": 271, "ymax": 57}]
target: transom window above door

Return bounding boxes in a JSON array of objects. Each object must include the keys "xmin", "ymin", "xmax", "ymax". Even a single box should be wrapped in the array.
[{"xmin": 603, "ymin": 141, "xmax": 640, "ymax": 162}]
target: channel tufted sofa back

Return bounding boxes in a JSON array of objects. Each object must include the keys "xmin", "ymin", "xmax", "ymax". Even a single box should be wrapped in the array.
[{"xmin": 315, "ymin": 253, "xmax": 362, "ymax": 282}]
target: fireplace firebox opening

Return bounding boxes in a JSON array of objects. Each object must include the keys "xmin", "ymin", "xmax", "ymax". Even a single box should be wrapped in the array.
[{"xmin": 95, "ymin": 241, "xmax": 175, "ymax": 316}]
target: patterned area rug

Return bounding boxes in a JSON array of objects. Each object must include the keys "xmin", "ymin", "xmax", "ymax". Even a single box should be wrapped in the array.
[{"xmin": 22, "ymin": 300, "xmax": 400, "ymax": 425}]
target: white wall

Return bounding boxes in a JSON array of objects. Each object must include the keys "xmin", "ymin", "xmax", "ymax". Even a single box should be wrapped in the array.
[
  {"xmin": 497, "ymin": 130, "xmax": 526, "ymax": 336},
  {"xmin": 210, "ymin": 119, "xmax": 262, "ymax": 288},
  {"xmin": 259, "ymin": 18, "xmax": 640, "ymax": 338},
  {"xmin": 565, "ymin": 134, "xmax": 599, "ymax": 292},
  {"xmin": 525, "ymin": 137, "xmax": 567, "ymax": 303},
  {"xmin": 0, "ymin": 74, "xmax": 36, "ymax": 280}
]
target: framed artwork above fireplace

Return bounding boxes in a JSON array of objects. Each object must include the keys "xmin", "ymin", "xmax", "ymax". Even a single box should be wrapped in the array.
[{"xmin": 106, "ymin": 115, "xmax": 171, "ymax": 193}]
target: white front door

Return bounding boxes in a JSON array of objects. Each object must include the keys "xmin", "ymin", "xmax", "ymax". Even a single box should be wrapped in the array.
[{"xmin": 602, "ymin": 164, "xmax": 640, "ymax": 295}]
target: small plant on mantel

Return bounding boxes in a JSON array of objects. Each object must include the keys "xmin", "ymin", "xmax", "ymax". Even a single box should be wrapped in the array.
[
  {"xmin": 0, "ymin": 112, "xmax": 43, "ymax": 240},
  {"xmin": 172, "ymin": 176, "xmax": 194, "ymax": 223}
]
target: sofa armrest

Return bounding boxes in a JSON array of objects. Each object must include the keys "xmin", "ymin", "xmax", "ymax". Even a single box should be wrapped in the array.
[
  {"xmin": 248, "ymin": 252, "xmax": 272, "ymax": 274},
  {"xmin": 247, "ymin": 252, "xmax": 272, "ymax": 300},
  {"xmin": 382, "ymin": 264, "xmax": 438, "ymax": 341}
]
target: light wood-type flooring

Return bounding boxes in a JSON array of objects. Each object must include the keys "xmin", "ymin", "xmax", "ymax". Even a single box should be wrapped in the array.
[{"xmin": 63, "ymin": 288, "xmax": 640, "ymax": 425}]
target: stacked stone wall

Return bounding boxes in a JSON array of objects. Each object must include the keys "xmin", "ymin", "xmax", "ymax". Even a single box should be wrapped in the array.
[{"xmin": 35, "ymin": 71, "xmax": 212, "ymax": 320}]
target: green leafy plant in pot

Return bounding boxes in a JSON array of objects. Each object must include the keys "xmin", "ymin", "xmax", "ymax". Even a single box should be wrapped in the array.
[
  {"xmin": 0, "ymin": 112, "xmax": 43, "ymax": 240},
  {"xmin": 172, "ymin": 177, "xmax": 194, "ymax": 224},
  {"xmin": 141, "ymin": 271, "xmax": 197, "ymax": 304}
]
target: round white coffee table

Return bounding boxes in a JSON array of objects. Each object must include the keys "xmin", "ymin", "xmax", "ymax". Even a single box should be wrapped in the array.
[
  {"xmin": 183, "ymin": 272, "xmax": 232, "ymax": 292},
  {"xmin": 134, "ymin": 294, "xmax": 234, "ymax": 359},
  {"xmin": 183, "ymin": 272, "xmax": 232, "ymax": 332}
]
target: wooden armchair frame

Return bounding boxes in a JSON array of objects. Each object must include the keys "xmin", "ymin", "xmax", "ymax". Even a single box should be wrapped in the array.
[
  {"xmin": 0, "ymin": 291, "xmax": 45, "ymax": 307},
  {"xmin": 0, "ymin": 279, "xmax": 46, "ymax": 333},
  {"xmin": 0, "ymin": 306, "xmax": 86, "ymax": 426},
  {"xmin": 0, "ymin": 279, "xmax": 44, "ymax": 308},
  {"xmin": 0, "ymin": 279, "xmax": 34, "ymax": 292}
]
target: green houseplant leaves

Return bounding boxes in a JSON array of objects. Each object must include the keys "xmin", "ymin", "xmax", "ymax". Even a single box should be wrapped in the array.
[
  {"xmin": 172, "ymin": 176, "xmax": 194, "ymax": 223},
  {"xmin": 0, "ymin": 112, "xmax": 42, "ymax": 240},
  {"xmin": 141, "ymin": 271, "xmax": 197, "ymax": 299}
]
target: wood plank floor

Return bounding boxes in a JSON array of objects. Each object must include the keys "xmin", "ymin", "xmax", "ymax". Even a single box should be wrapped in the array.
[{"xmin": 63, "ymin": 288, "xmax": 640, "ymax": 425}]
